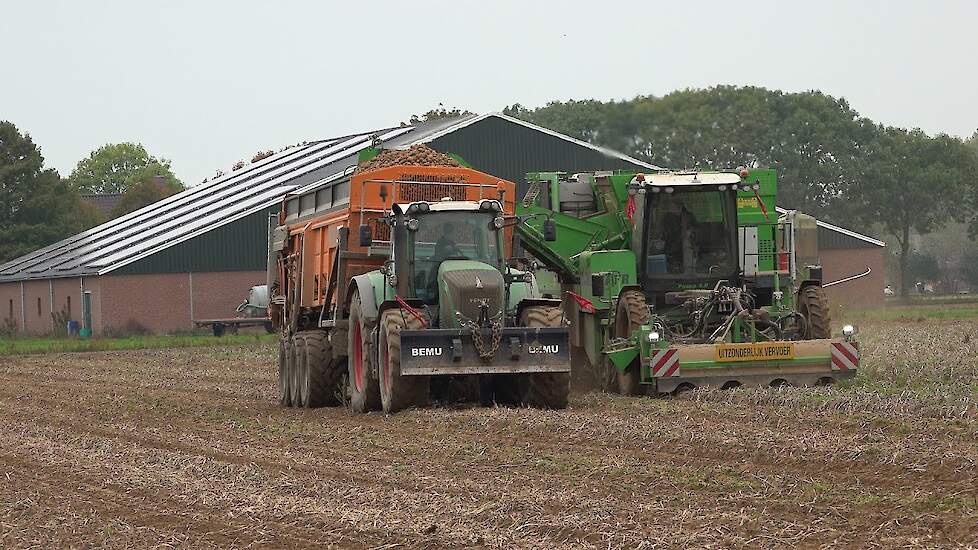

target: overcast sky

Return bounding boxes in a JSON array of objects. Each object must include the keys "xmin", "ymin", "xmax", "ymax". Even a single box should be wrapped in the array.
[{"xmin": 3, "ymin": 0, "xmax": 976, "ymax": 186}]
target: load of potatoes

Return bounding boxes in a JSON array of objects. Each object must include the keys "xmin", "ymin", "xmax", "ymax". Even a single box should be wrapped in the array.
[{"xmin": 355, "ymin": 143, "xmax": 461, "ymax": 173}]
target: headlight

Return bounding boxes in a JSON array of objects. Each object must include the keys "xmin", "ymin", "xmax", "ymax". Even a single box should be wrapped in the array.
[
  {"xmin": 406, "ymin": 218, "xmax": 420, "ymax": 231},
  {"xmin": 648, "ymin": 331, "xmax": 661, "ymax": 344},
  {"xmin": 842, "ymin": 324, "xmax": 856, "ymax": 337},
  {"xmin": 416, "ymin": 202, "xmax": 430, "ymax": 212},
  {"xmin": 493, "ymin": 216, "xmax": 504, "ymax": 229}
]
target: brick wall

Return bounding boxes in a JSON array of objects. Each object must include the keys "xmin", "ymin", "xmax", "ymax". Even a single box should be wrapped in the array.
[
  {"xmin": 820, "ymin": 247, "xmax": 885, "ymax": 311},
  {"xmin": 99, "ymin": 271, "xmax": 265, "ymax": 334},
  {"xmin": 0, "ymin": 277, "xmax": 94, "ymax": 336}
]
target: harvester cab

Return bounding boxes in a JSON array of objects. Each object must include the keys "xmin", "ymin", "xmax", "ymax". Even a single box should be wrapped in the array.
[{"xmin": 517, "ymin": 169, "xmax": 858, "ymax": 395}]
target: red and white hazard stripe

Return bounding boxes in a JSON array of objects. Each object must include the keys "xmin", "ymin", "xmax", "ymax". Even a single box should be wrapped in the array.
[
  {"xmin": 650, "ymin": 348, "xmax": 680, "ymax": 377},
  {"xmin": 831, "ymin": 341, "xmax": 859, "ymax": 371}
]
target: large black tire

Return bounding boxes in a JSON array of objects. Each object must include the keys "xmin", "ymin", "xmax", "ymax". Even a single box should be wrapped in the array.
[
  {"xmin": 378, "ymin": 309, "xmax": 430, "ymax": 413},
  {"xmin": 518, "ymin": 306, "xmax": 570, "ymax": 409},
  {"xmin": 798, "ymin": 285, "xmax": 832, "ymax": 339},
  {"xmin": 611, "ymin": 290, "xmax": 649, "ymax": 396},
  {"xmin": 299, "ymin": 331, "xmax": 343, "ymax": 407},
  {"xmin": 347, "ymin": 292, "xmax": 381, "ymax": 413},
  {"xmin": 278, "ymin": 338, "xmax": 291, "ymax": 407},
  {"xmin": 291, "ymin": 333, "xmax": 306, "ymax": 407}
]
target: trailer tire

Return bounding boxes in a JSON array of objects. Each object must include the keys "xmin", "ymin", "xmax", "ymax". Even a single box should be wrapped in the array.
[
  {"xmin": 518, "ymin": 306, "xmax": 570, "ymax": 409},
  {"xmin": 798, "ymin": 285, "xmax": 832, "ymax": 339},
  {"xmin": 348, "ymin": 291, "xmax": 381, "ymax": 413},
  {"xmin": 612, "ymin": 290, "xmax": 649, "ymax": 396},
  {"xmin": 278, "ymin": 338, "xmax": 291, "ymax": 407},
  {"xmin": 212, "ymin": 323, "xmax": 225, "ymax": 337},
  {"xmin": 291, "ymin": 333, "xmax": 306, "ymax": 407},
  {"xmin": 299, "ymin": 331, "xmax": 341, "ymax": 407},
  {"xmin": 378, "ymin": 309, "xmax": 429, "ymax": 413}
]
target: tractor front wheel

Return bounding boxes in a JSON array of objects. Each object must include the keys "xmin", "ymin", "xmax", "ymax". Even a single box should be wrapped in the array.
[
  {"xmin": 347, "ymin": 291, "xmax": 381, "ymax": 413},
  {"xmin": 378, "ymin": 309, "xmax": 429, "ymax": 413},
  {"xmin": 798, "ymin": 285, "xmax": 832, "ymax": 339},
  {"xmin": 611, "ymin": 290, "xmax": 650, "ymax": 396},
  {"xmin": 518, "ymin": 306, "xmax": 570, "ymax": 409}
]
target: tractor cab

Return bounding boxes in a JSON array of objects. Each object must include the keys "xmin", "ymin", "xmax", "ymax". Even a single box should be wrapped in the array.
[{"xmin": 388, "ymin": 198, "xmax": 507, "ymax": 327}]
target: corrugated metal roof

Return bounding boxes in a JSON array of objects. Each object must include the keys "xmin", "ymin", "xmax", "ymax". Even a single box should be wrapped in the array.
[{"xmin": 0, "ymin": 126, "xmax": 411, "ymax": 282}]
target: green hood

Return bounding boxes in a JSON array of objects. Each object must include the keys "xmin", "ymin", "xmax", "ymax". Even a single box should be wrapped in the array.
[{"xmin": 437, "ymin": 260, "xmax": 505, "ymax": 328}]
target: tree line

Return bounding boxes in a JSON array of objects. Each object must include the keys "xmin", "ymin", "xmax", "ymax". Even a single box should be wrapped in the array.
[{"xmin": 504, "ymin": 86, "xmax": 978, "ymax": 295}]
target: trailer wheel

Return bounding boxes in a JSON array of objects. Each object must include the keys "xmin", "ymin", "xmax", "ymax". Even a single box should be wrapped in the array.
[
  {"xmin": 798, "ymin": 285, "xmax": 832, "ymax": 339},
  {"xmin": 347, "ymin": 291, "xmax": 381, "ymax": 413},
  {"xmin": 278, "ymin": 338, "xmax": 291, "ymax": 407},
  {"xmin": 378, "ymin": 309, "xmax": 429, "ymax": 413},
  {"xmin": 212, "ymin": 323, "xmax": 225, "ymax": 337},
  {"xmin": 612, "ymin": 290, "xmax": 649, "ymax": 396},
  {"xmin": 300, "ymin": 331, "xmax": 342, "ymax": 407},
  {"xmin": 291, "ymin": 333, "xmax": 306, "ymax": 407},
  {"xmin": 518, "ymin": 306, "xmax": 570, "ymax": 409}
]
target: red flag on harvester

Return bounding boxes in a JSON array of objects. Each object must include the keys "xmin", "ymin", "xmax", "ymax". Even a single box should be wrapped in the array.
[
  {"xmin": 566, "ymin": 291, "xmax": 596, "ymax": 314},
  {"xmin": 753, "ymin": 188, "xmax": 770, "ymax": 222},
  {"xmin": 625, "ymin": 194, "xmax": 636, "ymax": 222}
]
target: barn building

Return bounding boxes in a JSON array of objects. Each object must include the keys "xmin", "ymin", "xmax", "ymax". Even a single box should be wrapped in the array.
[{"xmin": 0, "ymin": 113, "xmax": 884, "ymax": 336}]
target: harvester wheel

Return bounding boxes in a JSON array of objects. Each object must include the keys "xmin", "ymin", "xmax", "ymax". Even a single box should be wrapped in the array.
[
  {"xmin": 798, "ymin": 285, "xmax": 831, "ymax": 339},
  {"xmin": 612, "ymin": 290, "xmax": 650, "ymax": 396},
  {"xmin": 378, "ymin": 309, "xmax": 429, "ymax": 413},
  {"xmin": 291, "ymin": 333, "xmax": 307, "ymax": 407},
  {"xmin": 300, "ymin": 331, "xmax": 341, "ymax": 407},
  {"xmin": 518, "ymin": 306, "xmax": 570, "ymax": 409},
  {"xmin": 348, "ymin": 292, "xmax": 381, "ymax": 413},
  {"xmin": 278, "ymin": 338, "xmax": 291, "ymax": 407}
]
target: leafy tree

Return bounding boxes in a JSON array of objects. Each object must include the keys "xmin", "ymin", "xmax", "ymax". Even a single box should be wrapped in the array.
[
  {"xmin": 905, "ymin": 251, "xmax": 940, "ymax": 284},
  {"xmin": 852, "ymin": 127, "xmax": 974, "ymax": 297},
  {"xmin": 506, "ymin": 86, "xmax": 878, "ymax": 222},
  {"xmin": 109, "ymin": 176, "xmax": 182, "ymax": 218},
  {"xmin": 0, "ymin": 121, "xmax": 98, "ymax": 263},
  {"xmin": 67, "ymin": 142, "xmax": 182, "ymax": 195},
  {"xmin": 961, "ymin": 246, "xmax": 978, "ymax": 289}
]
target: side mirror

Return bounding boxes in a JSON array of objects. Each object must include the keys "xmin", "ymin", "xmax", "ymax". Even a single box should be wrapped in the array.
[
  {"xmin": 591, "ymin": 273, "xmax": 605, "ymax": 298},
  {"xmin": 359, "ymin": 223, "xmax": 372, "ymax": 247},
  {"xmin": 543, "ymin": 218, "xmax": 557, "ymax": 242}
]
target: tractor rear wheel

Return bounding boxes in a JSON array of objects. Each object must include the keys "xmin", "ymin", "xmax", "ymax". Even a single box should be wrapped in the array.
[
  {"xmin": 612, "ymin": 290, "xmax": 649, "ymax": 396},
  {"xmin": 518, "ymin": 306, "xmax": 570, "ymax": 409},
  {"xmin": 798, "ymin": 285, "xmax": 831, "ymax": 339},
  {"xmin": 299, "ymin": 331, "xmax": 342, "ymax": 407},
  {"xmin": 348, "ymin": 291, "xmax": 381, "ymax": 413},
  {"xmin": 291, "ymin": 333, "xmax": 306, "ymax": 407},
  {"xmin": 378, "ymin": 309, "xmax": 429, "ymax": 413},
  {"xmin": 278, "ymin": 338, "xmax": 291, "ymax": 407}
]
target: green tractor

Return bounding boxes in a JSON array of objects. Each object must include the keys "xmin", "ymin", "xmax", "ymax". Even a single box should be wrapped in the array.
[{"xmin": 516, "ymin": 169, "xmax": 858, "ymax": 394}]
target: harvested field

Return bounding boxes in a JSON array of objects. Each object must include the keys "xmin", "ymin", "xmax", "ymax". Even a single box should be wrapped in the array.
[{"xmin": 1, "ymin": 319, "xmax": 976, "ymax": 548}]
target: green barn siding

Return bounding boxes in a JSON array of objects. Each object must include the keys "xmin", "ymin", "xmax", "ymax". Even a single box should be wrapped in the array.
[
  {"xmin": 429, "ymin": 117, "xmax": 645, "ymax": 195},
  {"xmin": 115, "ymin": 209, "xmax": 276, "ymax": 274}
]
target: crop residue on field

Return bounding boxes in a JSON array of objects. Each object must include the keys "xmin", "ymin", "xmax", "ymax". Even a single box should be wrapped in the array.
[{"xmin": 0, "ymin": 319, "xmax": 976, "ymax": 548}]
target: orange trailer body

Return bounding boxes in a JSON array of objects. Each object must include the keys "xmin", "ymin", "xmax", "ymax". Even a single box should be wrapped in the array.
[{"xmin": 277, "ymin": 165, "xmax": 516, "ymax": 314}]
